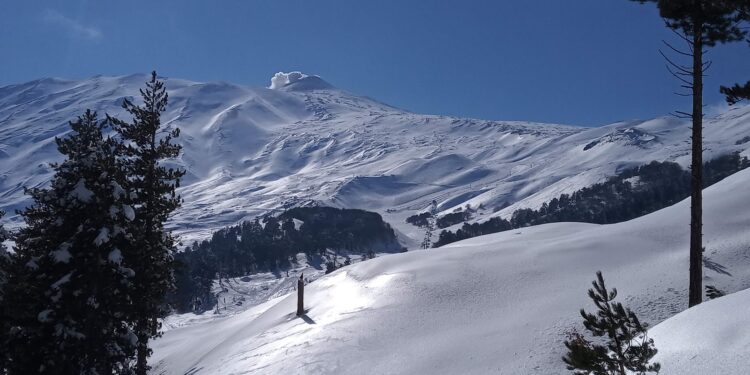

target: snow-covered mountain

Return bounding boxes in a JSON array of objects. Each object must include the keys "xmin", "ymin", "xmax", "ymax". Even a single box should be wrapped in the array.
[
  {"xmin": 6, "ymin": 72, "xmax": 750, "ymax": 374},
  {"xmin": 149, "ymin": 163, "xmax": 750, "ymax": 375},
  {"xmin": 1, "ymin": 72, "xmax": 749, "ymax": 245}
]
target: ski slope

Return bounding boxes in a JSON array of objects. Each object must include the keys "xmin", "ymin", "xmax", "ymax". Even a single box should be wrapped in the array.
[
  {"xmin": 149, "ymin": 161, "xmax": 750, "ymax": 374},
  {"xmin": 1, "ymin": 73, "xmax": 750, "ymax": 244}
]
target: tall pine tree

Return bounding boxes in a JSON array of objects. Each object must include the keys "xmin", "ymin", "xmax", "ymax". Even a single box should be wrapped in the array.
[
  {"xmin": 6, "ymin": 110, "xmax": 138, "ymax": 374},
  {"xmin": 631, "ymin": 0, "xmax": 750, "ymax": 307},
  {"xmin": 109, "ymin": 71, "xmax": 184, "ymax": 374}
]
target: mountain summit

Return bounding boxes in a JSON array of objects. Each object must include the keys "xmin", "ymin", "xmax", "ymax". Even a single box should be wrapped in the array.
[{"xmin": 269, "ymin": 71, "xmax": 333, "ymax": 91}]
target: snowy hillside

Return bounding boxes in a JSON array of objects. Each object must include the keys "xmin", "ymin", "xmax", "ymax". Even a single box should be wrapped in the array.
[
  {"xmin": 649, "ymin": 287, "xmax": 750, "ymax": 374},
  {"xmin": 149, "ymin": 165, "xmax": 750, "ymax": 374},
  {"xmin": 1, "ymin": 72, "xmax": 750, "ymax": 244}
]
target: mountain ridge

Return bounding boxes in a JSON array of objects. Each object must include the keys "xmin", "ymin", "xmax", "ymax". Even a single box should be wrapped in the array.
[{"xmin": 1, "ymin": 73, "xmax": 748, "ymax": 245}]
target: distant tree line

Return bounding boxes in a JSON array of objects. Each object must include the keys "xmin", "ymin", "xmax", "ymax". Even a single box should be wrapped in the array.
[
  {"xmin": 407, "ymin": 205, "xmax": 476, "ymax": 229},
  {"xmin": 434, "ymin": 153, "xmax": 749, "ymax": 247},
  {"xmin": 170, "ymin": 206, "xmax": 401, "ymax": 313},
  {"xmin": 436, "ymin": 210, "xmax": 473, "ymax": 229},
  {"xmin": 406, "ymin": 212, "xmax": 432, "ymax": 227}
]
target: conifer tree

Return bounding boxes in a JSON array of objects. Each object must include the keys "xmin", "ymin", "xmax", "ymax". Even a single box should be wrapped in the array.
[
  {"xmin": 563, "ymin": 271, "xmax": 660, "ymax": 375},
  {"xmin": 0, "ymin": 213, "xmax": 9, "ymax": 294},
  {"xmin": 631, "ymin": 0, "xmax": 750, "ymax": 307},
  {"xmin": 720, "ymin": 3, "xmax": 750, "ymax": 104},
  {"xmin": 6, "ymin": 110, "xmax": 137, "ymax": 374},
  {"xmin": 109, "ymin": 71, "xmax": 184, "ymax": 374},
  {"xmin": 0, "ymin": 212, "xmax": 12, "ymax": 372},
  {"xmin": 705, "ymin": 285, "xmax": 726, "ymax": 299},
  {"xmin": 421, "ymin": 200, "xmax": 438, "ymax": 249}
]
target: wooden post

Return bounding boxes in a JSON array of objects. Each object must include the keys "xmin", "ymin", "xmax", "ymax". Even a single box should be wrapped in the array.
[{"xmin": 296, "ymin": 273, "xmax": 304, "ymax": 316}]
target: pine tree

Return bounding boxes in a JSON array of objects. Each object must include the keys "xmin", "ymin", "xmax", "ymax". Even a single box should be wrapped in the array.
[
  {"xmin": 720, "ymin": 3, "xmax": 750, "ymax": 104},
  {"xmin": 0, "ymin": 211, "xmax": 12, "ymax": 372},
  {"xmin": 0, "ymin": 213, "xmax": 9, "ymax": 294},
  {"xmin": 631, "ymin": 0, "xmax": 750, "ymax": 307},
  {"xmin": 563, "ymin": 271, "xmax": 660, "ymax": 375},
  {"xmin": 721, "ymin": 80, "xmax": 750, "ymax": 104},
  {"xmin": 109, "ymin": 71, "xmax": 184, "ymax": 374},
  {"xmin": 705, "ymin": 285, "xmax": 726, "ymax": 299},
  {"xmin": 421, "ymin": 200, "xmax": 438, "ymax": 249},
  {"xmin": 5, "ymin": 110, "xmax": 137, "ymax": 374}
]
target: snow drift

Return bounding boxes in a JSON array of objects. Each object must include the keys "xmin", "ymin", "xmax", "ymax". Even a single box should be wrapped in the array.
[{"xmin": 649, "ymin": 288, "xmax": 750, "ymax": 374}]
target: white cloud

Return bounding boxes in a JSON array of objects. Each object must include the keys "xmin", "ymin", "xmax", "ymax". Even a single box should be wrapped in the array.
[
  {"xmin": 269, "ymin": 71, "xmax": 307, "ymax": 90},
  {"xmin": 43, "ymin": 9, "xmax": 103, "ymax": 41}
]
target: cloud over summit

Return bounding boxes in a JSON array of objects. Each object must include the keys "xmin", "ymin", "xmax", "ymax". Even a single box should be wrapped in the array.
[{"xmin": 269, "ymin": 71, "xmax": 308, "ymax": 90}]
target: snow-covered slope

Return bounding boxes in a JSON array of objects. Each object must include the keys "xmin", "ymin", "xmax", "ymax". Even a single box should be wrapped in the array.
[
  {"xmin": 649, "ymin": 288, "xmax": 750, "ymax": 375},
  {"xmin": 149, "ymin": 165, "xmax": 750, "ymax": 374},
  {"xmin": 1, "ymin": 72, "xmax": 750, "ymax": 244}
]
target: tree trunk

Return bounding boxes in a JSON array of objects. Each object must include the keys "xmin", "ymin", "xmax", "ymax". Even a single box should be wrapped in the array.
[
  {"xmin": 689, "ymin": 17, "xmax": 703, "ymax": 308},
  {"xmin": 135, "ymin": 326, "xmax": 149, "ymax": 375},
  {"xmin": 297, "ymin": 274, "xmax": 305, "ymax": 316}
]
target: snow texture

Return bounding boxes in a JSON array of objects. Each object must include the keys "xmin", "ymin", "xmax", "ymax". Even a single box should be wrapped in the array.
[
  {"xmin": 107, "ymin": 248, "xmax": 122, "ymax": 265},
  {"xmin": 37, "ymin": 309, "xmax": 53, "ymax": 323},
  {"xmin": 51, "ymin": 272, "xmax": 72, "ymax": 290},
  {"xmin": 94, "ymin": 227, "xmax": 110, "ymax": 246},
  {"xmin": 51, "ymin": 243, "xmax": 72, "ymax": 263},
  {"xmin": 70, "ymin": 179, "xmax": 94, "ymax": 202},
  {"xmin": 649, "ymin": 288, "xmax": 750, "ymax": 375},
  {"xmin": 121, "ymin": 205, "xmax": 135, "ymax": 221}
]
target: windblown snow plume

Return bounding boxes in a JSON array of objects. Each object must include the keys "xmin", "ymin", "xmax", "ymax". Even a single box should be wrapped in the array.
[{"xmin": 269, "ymin": 71, "xmax": 307, "ymax": 89}]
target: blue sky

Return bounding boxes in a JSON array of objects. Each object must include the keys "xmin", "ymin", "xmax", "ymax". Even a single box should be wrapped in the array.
[{"xmin": 2, "ymin": 1, "xmax": 749, "ymax": 126}]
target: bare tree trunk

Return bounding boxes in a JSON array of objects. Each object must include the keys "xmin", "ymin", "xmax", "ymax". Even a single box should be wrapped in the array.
[
  {"xmin": 297, "ymin": 274, "xmax": 305, "ymax": 316},
  {"xmin": 689, "ymin": 16, "xmax": 703, "ymax": 308}
]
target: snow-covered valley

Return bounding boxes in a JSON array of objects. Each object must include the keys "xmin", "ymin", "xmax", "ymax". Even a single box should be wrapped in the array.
[{"xmin": 150, "ymin": 166, "xmax": 750, "ymax": 374}]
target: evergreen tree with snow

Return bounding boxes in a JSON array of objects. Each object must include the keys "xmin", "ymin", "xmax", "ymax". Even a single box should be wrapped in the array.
[
  {"xmin": 0, "ymin": 213, "xmax": 9, "ymax": 294},
  {"xmin": 0, "ymin": 212, "xmax": 12, "ymax": 372},
  {"xmin": 5, "ymin": 110, "xmax": 138, "ymax": 374},
  {"xmin": 109, "ymin": 71, "xmax": 184, "ymax": 374},
  {"xmin": 563, "ymin": 271, "xmax": 660, "ymax": 375},
  {"xmin": 421, "ymin": 200, "xmax": 438, "ymax": 249}
]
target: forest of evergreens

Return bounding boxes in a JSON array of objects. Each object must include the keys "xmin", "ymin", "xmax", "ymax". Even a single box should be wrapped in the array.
[
  {"xmin": 170, "ymin": 206, "xmax": 401, "ymax": 312},
  {"xmin": 433, "ymin": 153, "xmax": 749, "ymax": 247}
]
